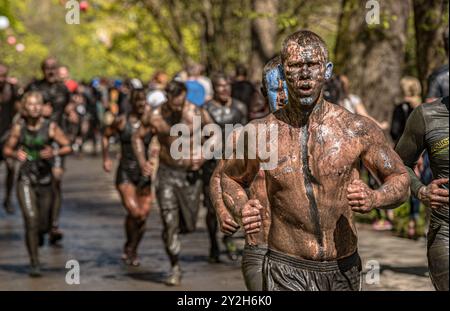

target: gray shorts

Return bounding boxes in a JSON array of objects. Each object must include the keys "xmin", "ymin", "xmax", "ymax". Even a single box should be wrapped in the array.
[
  {"xmin": 263, "ymin": 248, "xmax": 362, "ymax": 291},
  {"xmin": 242, "ymin": 245, "xmax": 267, "ymax": 291}
]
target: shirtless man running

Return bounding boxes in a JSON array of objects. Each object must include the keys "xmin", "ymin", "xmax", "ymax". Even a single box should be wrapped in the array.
[
  {"xmin": 210, "ymin": 56, "xmax": 288, "ymax": 290},
  {"xmin": 133, "ymin": 80, "xmax": 215, "ymax": 286},
  {"xmin": 221, "ymin": 30, "xmax": 410, "ymax": 291}
]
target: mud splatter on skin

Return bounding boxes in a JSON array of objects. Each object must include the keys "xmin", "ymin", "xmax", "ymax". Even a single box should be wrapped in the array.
[
  {"xmin": 219, "ymin": 31, "xmax": 410, "ymax": 265},
  {"xmin": 379, "ymin": 150, "xmax": 393, "ymax": 169},
  {"xmin": 301, "ymin": 124, "xmax": 325, "ymax": 259}
]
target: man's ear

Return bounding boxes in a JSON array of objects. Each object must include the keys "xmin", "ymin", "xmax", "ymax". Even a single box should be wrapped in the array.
[{"xmin": 325, "ymin": 62, "xmax": 333, "ymax": 80}]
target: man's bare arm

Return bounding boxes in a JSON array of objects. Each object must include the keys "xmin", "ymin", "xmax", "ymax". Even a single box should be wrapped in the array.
[
  {"xmin": 209, "ymin": 160, "xmax": 240, "ymax": 235},
  {"xmin": 352, "ymin": 120, "xmax": 410, "ymax": 212},
  {"xmin": 221, "ymin": 126, "xmax": 262, "ymax": 233},
  {"xmin": 101, "ymin": 116, "xmax": 122, "ymax": 172}
]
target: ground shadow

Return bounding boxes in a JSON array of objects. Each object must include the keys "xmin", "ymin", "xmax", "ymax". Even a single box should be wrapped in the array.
[
  {"xmin": 124, "ymin": 270, "xmax": 167, "ymax": 284},
  {"xmin": 380, "ymin": 264, "xmax": 429, "ymax": 277}
]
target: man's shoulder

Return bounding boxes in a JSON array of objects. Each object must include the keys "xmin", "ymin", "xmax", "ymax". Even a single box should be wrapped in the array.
[
  {"xmin": 245, "ymin": 112, "xmax": 278, "ymax": 128},
  {"xmin": 419, "ymin": 97, "xmax": 449, "ymax": 119},
  {"xmin": 331, "ymin": 104, "xmax": 380, "ymax": 137}
]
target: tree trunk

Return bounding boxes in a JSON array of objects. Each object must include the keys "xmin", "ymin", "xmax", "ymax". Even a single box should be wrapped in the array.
[
  {"xmin": 413, "ymin": 0, "xmax": 449, "ymax": 97},
  {"xmin": 249, "ymin": 0, "xmax": 279, "ymax": 82},
  {"xmin": 334, "ymin": 0, "xmax": 410, "ymax": 122}
]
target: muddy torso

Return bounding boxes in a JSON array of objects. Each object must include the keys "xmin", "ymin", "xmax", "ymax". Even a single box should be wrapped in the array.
[
  {"xmin": 262, "ymin": 102, "xmax": 366, "ymax": 260},
  {"xmin": 152, "ymin": 103, "xmax": 203, "ymax": 170}
]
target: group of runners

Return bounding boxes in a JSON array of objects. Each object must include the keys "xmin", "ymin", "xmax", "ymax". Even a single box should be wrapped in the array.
[{"xmin": 0, "ymin": 29, "xmax": 448, "ymax": 291}]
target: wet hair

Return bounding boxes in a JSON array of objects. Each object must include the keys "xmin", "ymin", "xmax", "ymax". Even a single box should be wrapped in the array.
[
  {"xmin": 22, "ymin": 91, "xmax": 44, "ymax": 106},
  {"xmin": 261, "ymin": 56, "xmax": 281, "ymax": 97},
  {"xmin": 235, "ymin": 64, "xmax": 248, "ymax": 78},
  {"xmin": 165, "ymin": 80, "xmax": 187, "ymax": 97},
  {"xmin": 281, "ymin": 30, "xmax": 329, "ymax": 63}
]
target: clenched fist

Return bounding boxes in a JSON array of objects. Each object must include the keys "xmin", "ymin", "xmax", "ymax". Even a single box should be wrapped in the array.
[
  {"xmin": 241, "ymin": 199, "xmax": 263, "ymax": 234},
  {"xmin": 418, "ymin": 178, "xmax": 449, "ymax": 209},
  {"xmin": 218, "ymin": 210, "xmax": 240, "ymax": 236},
  {"xmin": 347, "ymin": 179, "xmax": 376, "ymax": 213}
]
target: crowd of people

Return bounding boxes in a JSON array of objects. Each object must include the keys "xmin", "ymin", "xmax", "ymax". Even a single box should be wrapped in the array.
[{"xmin": 0, "ymin": 28, "xmax": 448, "ymax": 291}]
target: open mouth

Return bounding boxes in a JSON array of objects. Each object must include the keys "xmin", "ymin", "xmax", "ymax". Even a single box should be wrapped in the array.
[{"xmin": 298, "ymin": 82, "xmax": 314, "ymax": 95}]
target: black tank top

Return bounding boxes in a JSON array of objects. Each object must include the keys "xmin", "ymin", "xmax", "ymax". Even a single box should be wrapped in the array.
[
  {"xmin": 119, "ymin": 115, "xmax": 152, "ymax": 169},
  {"xmin": 18, "ymin": 118, "xmax": 53, "ymax": 184}
]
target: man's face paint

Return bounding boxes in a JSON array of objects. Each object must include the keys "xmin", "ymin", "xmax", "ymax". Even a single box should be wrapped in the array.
[
  {"xmin": 265, "ymin": 65, "xmax": 289, "ymax": 112},
  {"xmin": 283, "ymin": 43, "xmax": 327, "ymax": 107}
]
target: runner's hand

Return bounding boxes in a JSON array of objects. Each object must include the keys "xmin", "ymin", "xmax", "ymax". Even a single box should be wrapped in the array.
[
  {"xmin": 40, "ymin": 145, "xmax": 55, "ymax": 160},
  {"xmin": 141, "ymin": 161, "xmax": 153, "ymax": 177},
  {"xmin": 347, "ymin": 179, "xmax": 376, "ymax": 213},
  {"xmin": 418, "ymin": 178, "xmax": 449, "ymax": 209},
  {"xmin": 241, "ymin": 199, "xmax": 263, "ymax": 234},
  {"xmin": 16, "ymin": 149, "xmax": 27, "ymax": 162},
  {"xmin": 219, "ymin": 212, "xmax": 240, "ymax": 236}
]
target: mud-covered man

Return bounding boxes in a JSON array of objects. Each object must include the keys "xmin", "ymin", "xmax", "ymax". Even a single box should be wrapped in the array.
[
  {"xmin": 133, "ymin": 80, "xmax": 215, "ymax": 286},
  {"xmin": 220, "ymin": 30, "xmax": 410, "ymax": 291},
  {"xmin": 210, "ymin": 56, "xmax": 288, "ymax": 290},
  {"xmin": 202, "ymin": 73, "xmax": 247, "ymax": 263}
]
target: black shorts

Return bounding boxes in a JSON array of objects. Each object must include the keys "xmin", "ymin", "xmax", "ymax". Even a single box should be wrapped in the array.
[
  {"xmin": 242, "ymin": 244, "xmax": 268, "ymax": 291},
  {"xmin": 263, "ymin": 249, "xmax": 362, "ymax": 291},
  {"xmin": 115, "ymin": 162, "xmax": 151, "ymax": 190}
]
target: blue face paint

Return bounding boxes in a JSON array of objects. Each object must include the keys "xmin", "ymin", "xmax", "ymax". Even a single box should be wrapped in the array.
[
  {"xmin": 324, "ymin": 62, "xmax": 333, "ymax": 80},
  {"xmin": 265, "ymin": 66, "xmax": 289, "ymax": 112}
]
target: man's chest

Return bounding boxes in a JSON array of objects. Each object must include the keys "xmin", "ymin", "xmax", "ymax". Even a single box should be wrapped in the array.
[{"xmin": 265, "ymin": 125, "xmax": 361, "ymax": 185}]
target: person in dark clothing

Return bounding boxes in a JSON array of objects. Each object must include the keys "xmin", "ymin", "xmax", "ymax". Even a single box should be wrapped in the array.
[
  {"xmin": 391, "ymin": 76, "xmax": 423, "ymax": 238},
  {"xmin": 202, "ymin": 73, "xmax": 247, "ymax": 263},
  {"xmin": 396, "ymin": 96, "xmax": 449, "ymax": 291},
  {"xmin": 0, "ymin": 63, "xmax": 20, "ymax": 214},
  {"xmin": 2, "ymin": 91, "xmax": 72, "ymax": 277},
  {"xmin": 102, "ymin": 89, "xmax": 153, "ymax": 266},
  {"xmin": 26, "ymin": 57, "xmax": 71, "ymax": 245}
]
